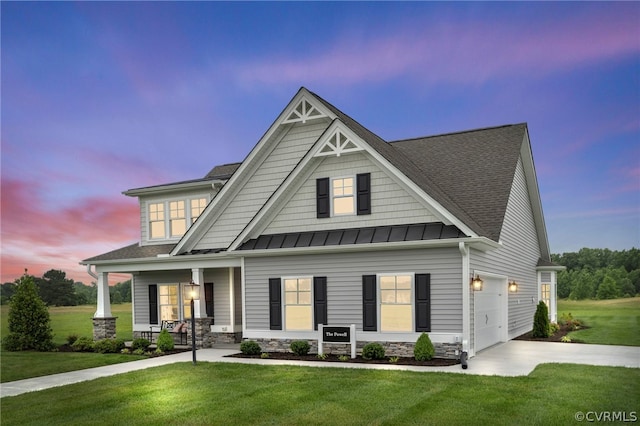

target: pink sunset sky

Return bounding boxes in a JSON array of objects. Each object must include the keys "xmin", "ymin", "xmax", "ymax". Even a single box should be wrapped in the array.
[{"xmin": 1, "ymin": 2, "xmax": 639, "ymax": 284}]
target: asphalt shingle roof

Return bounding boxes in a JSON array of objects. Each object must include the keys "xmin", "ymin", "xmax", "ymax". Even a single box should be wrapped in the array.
[{"xmin": 83, "ymin": 243, "xmax": 176, "ymax": 263}]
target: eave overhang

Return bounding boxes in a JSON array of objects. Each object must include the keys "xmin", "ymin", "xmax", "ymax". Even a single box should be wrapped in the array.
[{"xmin": 123, "ymin": 179, "xmax": 226, "ymax": 197}]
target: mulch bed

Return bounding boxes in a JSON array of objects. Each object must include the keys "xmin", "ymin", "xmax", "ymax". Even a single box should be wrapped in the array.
[
  {"xmin": 56, "ymin": 343, "xmax": 190, "ymax": 356},
  {"xmin": 514, "ymin": 323, "xmax": 588, "ymax": 343},
  {"xmin": 227, "ymin": 352, "xmax": 459, "ymax": 366}
]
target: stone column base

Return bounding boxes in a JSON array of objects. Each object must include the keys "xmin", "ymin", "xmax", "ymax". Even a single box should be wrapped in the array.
[
  {"xmin": 188, "ymin": 318, "xmax": 213, "ymax": 348},
  {"xmin": 93, "ymin": 317, "xmax": 117, "ymax": 340}
]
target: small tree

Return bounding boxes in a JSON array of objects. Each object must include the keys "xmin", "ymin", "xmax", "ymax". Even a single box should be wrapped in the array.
[
  {"xmin": 532, "ymin": 301, "xmax": 550, "ymax": 338},
  {"xmin": 3, "ymin": 272, "xmax": 54, "ymax": 351}
]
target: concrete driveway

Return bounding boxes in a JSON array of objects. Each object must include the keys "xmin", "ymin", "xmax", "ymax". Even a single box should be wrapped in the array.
[{"xmin": 2, "ymin": 341, "xmax": 638, "ymax": 398}]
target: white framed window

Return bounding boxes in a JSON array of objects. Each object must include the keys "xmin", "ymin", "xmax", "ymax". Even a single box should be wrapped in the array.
[
  {"xmin": 159, "ymin": 285, "xmax": 179, "ymax": 321},
  {"xmin": 147, "ymin": 196, "xmax": 208, "ymax": 240},
  {"xmin": 332, "ymin": 176, "xmax": 355, "ymax": 216},
  {"xmin": 190, "ymin": 198, "xmax": 207, "ymax": 224},
  {"xmin": 169, "ymin": 201, "xmax": 186, "ymax": 237},
  {"xmin": 379, "ymin": 274, "xmax": 413, "ymax": 332},
  {"xmin": 541, "ymin": 283, "xmax": 551, "ymax": 307},
  {"xmin": 149, "ymin": 203, "xmax": 166, "ymax": 239},
  {"xmin": 284, "ymin": 277, "xmax": 313, "ymax": 331}
]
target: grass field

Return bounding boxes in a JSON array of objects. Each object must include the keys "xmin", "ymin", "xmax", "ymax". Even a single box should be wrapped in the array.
[
  {"xmin": 0, "ymin": 303, "xmax": 137, "ymax": 382},
  {"xmin": 557, "ymin": 297, "xmax": 640, "ymax": 346},
  {"xmin": 1, "ymin": 362, "xmax": 638, "ymax": 425},
  {"xmin": 0, "ymin": 303, "xmax": 134, "ymax": 345}
]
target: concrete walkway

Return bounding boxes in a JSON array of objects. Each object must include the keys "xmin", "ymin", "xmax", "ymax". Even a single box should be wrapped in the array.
[{"xmin": 2, "ymin": 341, "xmax": 638, "ymax": 398}]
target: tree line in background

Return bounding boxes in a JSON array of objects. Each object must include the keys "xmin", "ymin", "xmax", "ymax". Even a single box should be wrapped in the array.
[
  {"xmin": 552, "ymin": 248, "xmax": 640, "ymax": 300},
  {"xmin": 1, "ymin": 247, "xmax": 638, "ymax": 306},
  {"xmin": 0, "ymin": 269, "xmax": 131, "ymax": 306}
]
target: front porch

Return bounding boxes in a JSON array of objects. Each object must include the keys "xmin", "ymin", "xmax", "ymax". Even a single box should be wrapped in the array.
[{"xmin": 91, "ymin": 264, "xmax": 243, "ymax": 348}]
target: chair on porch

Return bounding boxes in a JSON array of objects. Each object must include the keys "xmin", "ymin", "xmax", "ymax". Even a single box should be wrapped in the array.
[{"xmin": 143, "ymin": 320, "xmax": 188, "ymax": 345}]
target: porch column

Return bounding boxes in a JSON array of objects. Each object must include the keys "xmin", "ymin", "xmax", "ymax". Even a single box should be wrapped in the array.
[
  {"xmin": 95, "ymin": 271, "xmax": 112, "ymax": 318},
  {"xmin": 191, "ymin": 268, "xmax": 213, "ymax": 348},
  {"xmin": 191, "ymin": 268, "xmax": 206, "ymax": 318},
  {"xmin": 93, "ymin": 271, "xmax": 116, "ymax": 340}
]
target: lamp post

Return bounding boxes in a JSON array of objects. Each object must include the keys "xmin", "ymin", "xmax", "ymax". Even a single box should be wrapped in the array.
[{"xmin": 187, "ymin": 280, "xmax": 200, "ymax": 365}]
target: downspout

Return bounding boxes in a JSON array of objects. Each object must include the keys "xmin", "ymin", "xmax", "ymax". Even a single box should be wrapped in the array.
[
  {"xmin": 86, "ymin": 264, "xmax": 98, "ymax": 280},
  {"xmin": 459, "ymin": 242, "xmax": 471, "ymax": 360}
]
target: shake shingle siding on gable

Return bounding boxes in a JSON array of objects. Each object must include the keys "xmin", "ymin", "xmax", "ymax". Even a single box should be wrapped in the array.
[
  {"xmin": 194, "ymin": 121, "xmax": 330, "ymax": 250},
  {"xmin": 264, "ymin": 152, "xmax": 440, "ymax": 235}
]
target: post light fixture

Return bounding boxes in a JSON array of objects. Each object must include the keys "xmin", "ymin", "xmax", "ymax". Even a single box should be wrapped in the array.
[
  {"xmin": 471, "ymin": 275, "xmax": 483, "ymax": 291},
  {"xmin": 508, "ymin": 281, "xmax": 518, "ymax": 293},
  {"xmin": 187, "ymin": 280, "xmax": 200, "ymax": 365}
]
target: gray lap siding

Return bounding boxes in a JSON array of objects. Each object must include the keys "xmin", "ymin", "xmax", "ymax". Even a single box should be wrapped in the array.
[{"xmin": 244, "ymin": 247, "xmax": 462, "ymax": 333}]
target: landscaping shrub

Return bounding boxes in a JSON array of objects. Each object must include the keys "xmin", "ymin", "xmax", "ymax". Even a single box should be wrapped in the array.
[
  {"xmin": 290, "ymin": 340, "xmax": 310, "ymax": 356},
  {"xmin": 93, "ymin": 338, "xmax": 126, "ymax": 354},
  {"xmin": 156, "ymin": 329, "xmax": 175, "ymax": 352},
  {"xmin": 362, "ymin": 342, "xmax": 385, "ymax": 360},
  {"xmin": 414, "ymin": 332, "xmax": 435, "ymax": 361},
  {"xmin": 66, "ymin": 334, "xmax": 79, "ymax": 345},
  {"xmin": 71, "ymin": 336, "xmax": 95, "ymax": 352},
  {"xmin": 532, "ymin": 301, "xmax": 550, "ymax": 338},
  {"xmin": 132, "ymin": 338, "xmax": 151, "ymax": 351},
  {"xmin": 240, "ymin": 340, "xmax": 262, "ymax": 355}
]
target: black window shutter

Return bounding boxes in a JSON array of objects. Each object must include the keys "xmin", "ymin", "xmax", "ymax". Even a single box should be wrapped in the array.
[
  {"xmin": 316, "ymin": 178, "xmax": 330, "ymax": 218},
  {"xmin": 269, "ymin": 278, "xmax": 282, "ymax": 330},
  {"xmin": 204, "ymin": 283, "xmax": 214, "ymax": 318},
  {"xmin": 314, "ymin": 277, "xmax": 328, "ymax": 330},
  {"xmin": 415, "ymin": 274, "xmax": 431, "ymax": 332},
  {"xmin": 356, "ymin": 173, "xmax": 371, "ymax": 215},
  {"xmin": 148, "ymin": 284, "xmax": 158, "ymax": 325},
  {"xmin": 362, "ymin": 275, "xmax": 377, "ymax": 331}
]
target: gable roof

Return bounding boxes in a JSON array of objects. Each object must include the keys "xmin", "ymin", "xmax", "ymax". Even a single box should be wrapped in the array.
[
  {"xmin": 84, "ymin": 88, "xmax": 549, "ymax": 264},
  {"xmin": 310, "ymin": 91, "xmax": 495, "ymax": 239},
  {"xmin": 390, "ymin": 124, "xmax": 527, "ymax": 242}
]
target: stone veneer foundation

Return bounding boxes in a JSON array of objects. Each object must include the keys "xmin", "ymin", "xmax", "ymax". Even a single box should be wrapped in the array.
[
  {"xmin": 92, "ymin": 317, "xmax": 117, "ymax": 340},
  {"xmin": 249, "ymin": 338, "xmax": 462, "ymax": 359}
]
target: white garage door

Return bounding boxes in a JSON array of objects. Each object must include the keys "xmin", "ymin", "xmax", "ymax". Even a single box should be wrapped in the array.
[{"xmin": 474, "ymin": 276, "xmax": 505, "ymax": 352}]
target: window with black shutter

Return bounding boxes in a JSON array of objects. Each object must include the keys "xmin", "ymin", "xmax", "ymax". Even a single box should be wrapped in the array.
[
  {"xmin": 204, "ymin": 282, "xmax": 214, "ymax": 319},
  {"xmin": 269, "ymin": 278, "xmax": 282, "ymax": 330},
  {"xmin": 415, "ymin": 274, "xmax": 431, "ymax": 332},
  {"xmin": 148, "ymin": 284, "xmax": 158, "ymax": 325},
  {"xmin": 356, "ymin": 173, "xmax": 371, "ymax": 215},
  {"xmin": 316, "ymin": 178, "xmax": 330, "ymax": 218},
  {"xmin": 313, "ymin": 276, "xmax": 327, "ymax": 330},
  {"xmin": 362, "ymin": 275, "xmax": 377, "ymax": 331}
]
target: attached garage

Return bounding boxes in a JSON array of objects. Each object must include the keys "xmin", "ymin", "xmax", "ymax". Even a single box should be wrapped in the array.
[{"xmin": 474, "ymin": 274, "xmax": 508, "ymax": 352}]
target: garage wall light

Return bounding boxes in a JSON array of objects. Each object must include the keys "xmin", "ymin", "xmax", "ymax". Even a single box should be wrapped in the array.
[
  {"xmin": 471, "ymin": 275, "xmax": 483, "ymax": 291},
  {"xmin": 508, "ymin": 281, "xmax": 518, "ymax": 293}
]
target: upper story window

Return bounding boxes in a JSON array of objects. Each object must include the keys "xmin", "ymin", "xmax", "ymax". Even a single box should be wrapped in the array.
[
  {"xmin": 332, "ymin": 177, "xmax": 355, "ymax": 215},
  {"xmin": 317, "ymin": 173, "xmax": 370, "ymax": 218},
  {"xmin": 191, "ymin": 198, "xmax": 207, "ymax": 224},
  {"xmin": 169, "ymin": 201, "xmax": 186, "ymax": 237},
  {"xmin": 149, "ymin": 203, "xmax": 166, "ymax": 239},
  {"xmin": 148, "ymin": 197, "xmax": 207, "ymax": 240}
]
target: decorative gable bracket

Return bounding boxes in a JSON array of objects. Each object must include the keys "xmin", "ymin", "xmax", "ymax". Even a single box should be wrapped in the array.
[
  {"xmin": 282, "ymin": 99, "xmax": 327, "ymax": 124},
  {"xmin": 314, "ymin": 129, "xmax": 364, "ymax": 157}
]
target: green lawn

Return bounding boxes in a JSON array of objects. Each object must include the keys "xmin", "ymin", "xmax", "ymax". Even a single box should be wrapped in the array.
[
  {"xmin": 1, "ymin": 362, "xmax": 638, "ymax": 425},
  {"xmin": 557, "ymin": 298, "xmax": 640, "ymax": 346},
  {"xmin": 1, "ymin": 303, "xmax": 138, "ymax": 382},
  {"xmin": 0, "ymin": 303, "xmax": 134, "ymax": 345}
]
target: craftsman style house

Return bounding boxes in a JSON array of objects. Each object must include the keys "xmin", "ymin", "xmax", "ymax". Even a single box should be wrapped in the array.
[{"xmin": 83, "ymin": 88, "xmax": 563, "ymax": 358}]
